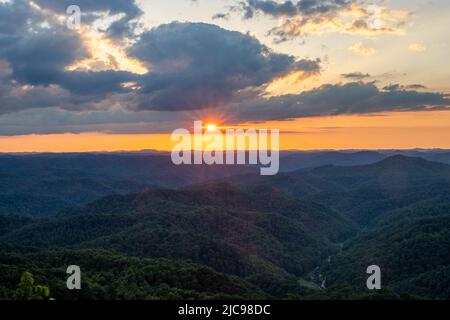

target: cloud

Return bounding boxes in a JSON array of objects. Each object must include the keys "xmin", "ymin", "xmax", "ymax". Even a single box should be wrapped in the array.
[
  {"xmin": 349, "ymin": 42, "xmax": 376, "ymax": 56},
  {"xmin": 0, "ymin": 6, "xmax": 321, "ymax": 117},
  {"xmin": 405, "ymin": 84, "xmax": 427, "ymax": 90},
  {"xmin": 0, "ymin": 2, "xmax": 447, "ymax": 135},
  {"xmin": 0, "ymin": 107, "xmax": 187, "ymax": 136},
  {"xmin": 408, "ymin": 43, "xmax": 427, "ymax": 52},
  {"xmin": 0, "ymin": 0, "xmax": 39, "ymax": 36},
  {"xmin": 341, "ymin": 72, "xmax": 371, "ymax": 80},
  {"xmin": 229, "ymin": 82, "xmax": 449, "ymax": 122},
  {"xmin": 228, "ymin": 0, "xmax": 411, "ymax": 42},
  {"xmin": 32, "ymin": 0, "xmax": 143, "ymax": 39},
  {"xmin": 3, "ymin": 28, "xmax": 86, "ymax": 86},
  {"xmin": 128, "ymin": 22, "xmax": 321, "ymax": 111},
  {"xmin": 212, "ymin": 12, "xmax": 230, "ymax": 20},
  {"xmin": 240, "ymin": 0, "xmax": 352, "ymax": 19},
  {"xmin": 383, "ymin": 83, "xmax": 427, "ymax": 91},
  {"xmin": 0, "ymin": 0, "xmax": 144, "ymax": 114}
]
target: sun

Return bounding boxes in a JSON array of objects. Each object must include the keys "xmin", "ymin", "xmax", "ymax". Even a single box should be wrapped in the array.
[{"xmin": 206, "ymin": 124, "xmax": 218, "ymax": 132}]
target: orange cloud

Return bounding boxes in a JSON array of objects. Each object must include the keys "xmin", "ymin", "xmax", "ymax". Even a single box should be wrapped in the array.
[
  {"xmin": 66, "ymin": 29, "xmax": 148, "ymax": 75},
  {"xmin": 408, "ymin": 43, "xmax": 427, "ymax": 53},
  {"xmin": 267, "ymin": 3, "xmax": 410, "ymax": 41},
  {"xmin": 349, "ymin": 42, "xmax": 377, "ymax": 56}
]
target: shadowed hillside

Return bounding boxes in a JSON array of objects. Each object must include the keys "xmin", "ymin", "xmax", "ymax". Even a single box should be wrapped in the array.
[
  {"xmin": 1, "ymin": 155, "xmax": 450, "ymax": 299},
  {"xmin": 0, "ymin": 183, "xmax": 355, "ymax": 297}
]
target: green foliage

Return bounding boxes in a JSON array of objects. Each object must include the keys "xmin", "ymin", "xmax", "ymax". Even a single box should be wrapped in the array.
[
  {"xmin": 1, "ymin": 155, "xmax": 450, "ymax": 300},
  {"xmin": 0, "ymin": 154, "xmax": 256, "ymax": 216},
  {"xmin": 0, "ymin": 184, "xmax": 355, "ymax": 297},
  {"xmin": 0, "ymin": 249, "xmax": 267, "ymax": 300},
  {"xmin": 10, "ymin": 272, "xmax": 52, "ymax": 300},
  {"xmin": 323, "ymin": 203, "xmax": 450, "ymax": 299}
]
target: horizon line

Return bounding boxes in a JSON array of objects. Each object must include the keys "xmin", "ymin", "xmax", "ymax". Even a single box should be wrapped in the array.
[{"xmin": 1, "ymin": 148, "xmax": 449, "ymax": 155}]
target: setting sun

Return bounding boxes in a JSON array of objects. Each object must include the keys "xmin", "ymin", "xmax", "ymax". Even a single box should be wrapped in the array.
[{"xmin": 206, "ymin": 124, "xmax": 219, "ymax": 132}]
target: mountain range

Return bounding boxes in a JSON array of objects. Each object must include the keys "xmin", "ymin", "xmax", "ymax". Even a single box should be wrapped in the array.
[{"xmin": 1, "ymin": 152, "xmax": 450, "ymax": 299}]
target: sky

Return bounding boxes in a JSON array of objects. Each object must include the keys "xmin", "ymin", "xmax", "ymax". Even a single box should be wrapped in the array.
[{"xmin": 0, "ymin": 0, "xmax": 449, "ymax": 152}]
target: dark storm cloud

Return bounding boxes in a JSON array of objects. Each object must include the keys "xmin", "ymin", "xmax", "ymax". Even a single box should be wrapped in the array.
[
  {"xmin": 0, "ymin": 1, "xmax": 47, "ymax": 54},
  {"xmin": 212, "ymin": 12, "xmax": 230, "ymax": 20},
  {"xmin": 33, "ymin": 0, "xmax": 141, "ymax": 16},
  {"xmin": 5, "ymin": 45, "xmax": 135, "ymax": 105},
  {"xmin": 128, "ymin": 22, "xmax": 321, "ymax": 111},
  {"xmin": 383, "ymin": 83, "xmax": 427, "ymax": 91},
  {"xmin": 230, "ymin": 82, "xmax": 450, "ymax": 121},
  {"xmin": 0, "ymin": 0, "xmax": 36, "ymax": 35},
  {"xmin": 226, "ymin": 0, "xmax": 409, "ymax": 42},
  {"xmin": 3, "ymin": 29, "xmax": 86, "ymax": 86},
  {"xmin": 405, "ymin": 84, "xmax": 427, "ymax": 90},
  {"xmin": 58, "ymin": 71, "xmax": 138, "ymax": 96},
  {"xmin": 0, "ymin": 2, "xmax": 321, "ymax": 118},
  {"xmin": 240, "ymin": 0, "xmax": 352, "ymax": 19},
  {"xmin": 0, "ymin": 1, "xmax": 320, "ymax": 116},
  {"xmin": 224, "ymin": 0, "xmax": 356, "ymax": 42},
  {"xmin": 0, "ymin": 0, "xmax": 141, "ymax": 114},
  {"xmin": 33, "ymin": 0, "xmax": 143, "ymax": 38},
  {"xmin": 341, "ymin": 72, "xmax": 371, "ymax": 80},
  {"xmin": 0, "ymin": 107, "xmax": 185, "ymax": 135}
]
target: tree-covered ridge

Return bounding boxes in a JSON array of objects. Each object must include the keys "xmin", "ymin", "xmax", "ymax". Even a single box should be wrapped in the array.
[
  {"xmin": 323, "ymin": 202, "xmax": 450, "ymax": 299},
  {"xmin": 1, "ymin": 152, "xmax": 449, "ymax": 217},
  {"xmin": 0, "ymin": 154, "xmax": 257, "ymax": 216},
  {"xmin": 216, "ymin": 156, "xmax": 450, "ymax": 299},
  {"xmin": 1, "ymin": 155, "xmax": 449, "ymax": 300},
  {"xmin": 0, "ymin": 248, "xmax": 268, "ymax": 300},
  {"xmin": 225, "ymin": 156, "xmax": 450, "ymax": 225},
  {"xmin": 1, "ymin": 247, "xmax": 416, "ymax": 300},
  {"xmin": 0, "ymin": 184, "xmax": 355, "ymax": 297}
]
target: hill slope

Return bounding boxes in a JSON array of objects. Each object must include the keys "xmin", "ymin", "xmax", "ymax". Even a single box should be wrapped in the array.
[
  {"xmin": 0, "ymin": 154, "xmax": 258, "ymax": 216},
  {"xmin": 323, "ymin": 199, "xmax": 450, "ymax": 299},
  {"xmin": 0, "ymin": 247, "xmax": 268, "ymax": 300},
  {"xmin": 225, "ymin": 156, "xmax": 450, "ymax": 225},
  {"xmin": 0, "ymin": 183, "xmax": 355, "ymax": 296}
]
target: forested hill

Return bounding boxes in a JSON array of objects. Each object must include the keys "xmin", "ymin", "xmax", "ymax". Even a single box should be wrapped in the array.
[
  {"xmin": 1, "ymin": 151, "xmax": 449, "ymax": 217},
  {"xmin": 0, "ymin": 184, "xmax": 355, "ymax": 297},
  {"xmin": 1, "ymin": 155, "xmax": 450, "ymax": 299},
  {"xmin": 323, "ymin": 199, "xmax": 450, "ymax": 299},
  {"xmin": 224, "ymin": 156, "xmax": 450, "ymax": 225},
  {"xmin": 0, "ymin": 247, "xmax": 268, "ymax": 300},
  {"xmin": 0, "ymin": 154, "xmax": 257, "ymax": 216}
]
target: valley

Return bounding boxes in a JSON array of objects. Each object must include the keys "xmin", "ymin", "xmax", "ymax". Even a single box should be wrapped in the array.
[{"xmin": 1, "ymin": 151, "xmax": 450, "ymax": 299}]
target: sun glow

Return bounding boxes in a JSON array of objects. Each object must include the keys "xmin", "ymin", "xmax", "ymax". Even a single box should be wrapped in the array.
[
  {"xmin": 66, "ymin": 29, "xmax": 149, "ymax": 75},
  {"xmin": 265, "ymin": 70, "xmax": 321, "ymax": 96},
  {"xmin": 1, "ymin": 111, "xmax": 450, "ymax": 153},
  {"xmin": 206, "ymin": 124, "xmax": 218, "ymax": 132}
]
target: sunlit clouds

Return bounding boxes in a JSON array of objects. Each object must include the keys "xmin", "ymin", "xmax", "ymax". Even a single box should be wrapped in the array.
[
  {"xmin": 408, "ymin": 43, "xmax": 427, "ymax": 53},
  {"xmin": 349, "ymin": 42, "xmax": 377, "ymax": 56},
  {"xmin": 66, "ymin": 29, "xmax": 148, "ymax": 74},
  {"xmin": 234, "ymin": 1, "xmax": 411, "ymax": 42},
  {"xmin": 0, "ymin": 0, "xmax": 449, "ymax": 151},
  {"xmin": 265, "ymin": 67, "xmax": 321, "ymax": 96}
]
